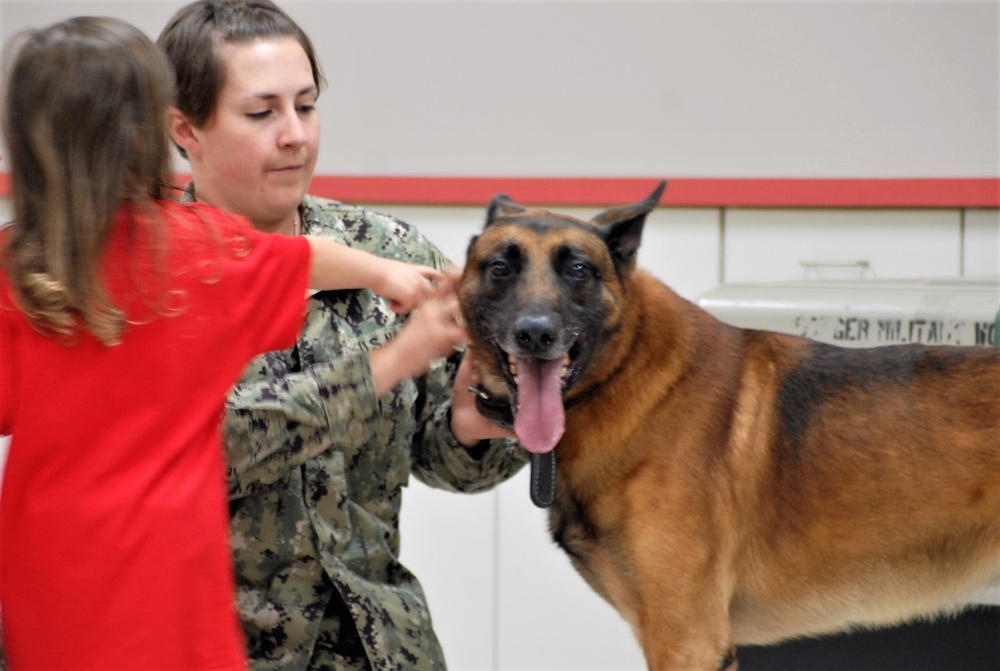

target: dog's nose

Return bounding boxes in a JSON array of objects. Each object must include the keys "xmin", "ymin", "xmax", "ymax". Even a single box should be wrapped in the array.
[{"xmin": 514, "ymin": 314, "xmax": 560, "ymax": 355}]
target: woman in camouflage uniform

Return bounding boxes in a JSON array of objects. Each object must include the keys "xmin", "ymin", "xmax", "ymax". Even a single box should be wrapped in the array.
[{"xmin": 158, "ymin": 2, "xmax": 528, "ymax": 669}]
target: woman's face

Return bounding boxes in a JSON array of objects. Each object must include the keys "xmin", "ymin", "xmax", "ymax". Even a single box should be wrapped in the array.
[{"xmin": 182, "ymin": 37, "xmax": 319, "ymax": 232}]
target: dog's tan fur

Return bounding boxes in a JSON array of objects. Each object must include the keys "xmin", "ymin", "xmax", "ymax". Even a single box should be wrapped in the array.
[{"xmin": 459, "ymin": 182, "xmax": 1000, "ymax": 670}]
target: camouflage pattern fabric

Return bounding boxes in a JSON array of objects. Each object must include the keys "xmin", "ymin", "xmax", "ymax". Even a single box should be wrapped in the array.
[{"xmin": 217, "ymin": 194, "xmax": 528, "ymax": 670}]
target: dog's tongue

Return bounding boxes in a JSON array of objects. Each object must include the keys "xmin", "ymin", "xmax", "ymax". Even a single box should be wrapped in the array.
[{"xmin": 514, "ymin": 357, "xmax": 565, "ymax": 454}]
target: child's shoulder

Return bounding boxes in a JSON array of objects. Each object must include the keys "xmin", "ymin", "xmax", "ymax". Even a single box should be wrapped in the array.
[
  {"xmin": 149, "ymin": 200, "xmax": 262, "ymax": 268},
  {"xmin": 160, "ymin": 199, "xmax": 252, "ymax": 236}
]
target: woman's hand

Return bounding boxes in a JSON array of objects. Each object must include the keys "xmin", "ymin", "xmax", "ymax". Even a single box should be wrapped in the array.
[
  {"xmin": 450, "ymin": 352, "xmax": 517, "ymax": 448},
  {"xmin": 368, "ymin": 281, "xmax": 466, "ymax": 396}
]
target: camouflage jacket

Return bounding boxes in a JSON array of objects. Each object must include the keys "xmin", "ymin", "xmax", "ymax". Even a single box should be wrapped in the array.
[{"xmin": 217, "ymin": 194, "xmax": 528, "ymax": 671}]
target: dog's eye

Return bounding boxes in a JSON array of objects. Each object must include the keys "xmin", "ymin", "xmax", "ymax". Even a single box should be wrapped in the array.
[
  {"xmin": 488, "ymin": 260, "xmax": 510, "ymax": 278},
  {"xmin": 567, "ymin": 262, "xmax": 591, "ymax": 281}
]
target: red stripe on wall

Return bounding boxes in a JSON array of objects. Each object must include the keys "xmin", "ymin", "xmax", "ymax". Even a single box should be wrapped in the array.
[
  {"xmin": 308, "ymin": 176, "xmax": 999, "ymax": 208},
  {"xmin": 0, "ymin": 173, "xmax": 997, "ymax": 208}
]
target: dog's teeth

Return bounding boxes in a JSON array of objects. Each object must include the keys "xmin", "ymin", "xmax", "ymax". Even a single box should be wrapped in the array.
[{"xmin": 506, "ymin": 354, "xmax": 518, "ymax": 381}]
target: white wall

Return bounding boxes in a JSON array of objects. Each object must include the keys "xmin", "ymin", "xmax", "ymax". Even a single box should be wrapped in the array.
[{"xmin": 0, "ymin": 1, "xmax": 997, "ymax": 180}]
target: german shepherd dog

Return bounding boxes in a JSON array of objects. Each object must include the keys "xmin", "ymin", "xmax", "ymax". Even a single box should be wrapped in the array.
[{"xmin": 458, "ymin": 181, "xmax": 1000, "ymax": 670}]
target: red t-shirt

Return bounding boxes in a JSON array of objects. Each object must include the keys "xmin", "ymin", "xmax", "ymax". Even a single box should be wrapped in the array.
[{"xmin": 0, "ymin": 201, "xmax": 310, "ymax": 670}]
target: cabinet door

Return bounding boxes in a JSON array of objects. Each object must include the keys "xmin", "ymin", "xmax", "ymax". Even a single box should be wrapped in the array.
[
  {"xmin": 496, "ymin": 471, "xmax": 647, "ymax": 671},
  {"xmin": 398, "ymin": 484, "xmax": 499, "ymax": 671},
  {"xmin": 638, "ymin": 209, "xmax": 721, "ymax": 301},
  {"xmin": 724, "ymin": 209, "xmax": 962, "ymax": 283},
  {"xmin": 964, "ymin": 209, "xmax": 1000, "ymax": 277}
]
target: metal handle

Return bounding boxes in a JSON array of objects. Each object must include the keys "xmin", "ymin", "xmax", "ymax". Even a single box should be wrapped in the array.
[{"xmin": 799, "ymin": 260, "xmax": 871, "ymax": 269}]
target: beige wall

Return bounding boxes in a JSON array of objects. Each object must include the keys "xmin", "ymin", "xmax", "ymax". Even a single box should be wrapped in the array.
[{"xmin": 1, "ymin": 1, "xmax": 997, "ymax": 180}]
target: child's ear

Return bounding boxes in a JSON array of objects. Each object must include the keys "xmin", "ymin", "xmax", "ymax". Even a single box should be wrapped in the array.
[{"xmin": 167, "ymin": 107, "xmax": 199, "ymax": 159}]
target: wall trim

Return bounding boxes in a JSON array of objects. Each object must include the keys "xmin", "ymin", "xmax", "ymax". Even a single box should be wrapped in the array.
[
  {"xmin": 293, "ymin": 176, "xmax": 1000, "ymax": 208},
  {"xmin": 0, "ymin": 173, "xmax": 997, "ymax": 208}
]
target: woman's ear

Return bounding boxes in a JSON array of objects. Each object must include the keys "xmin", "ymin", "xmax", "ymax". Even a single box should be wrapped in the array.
[{"xmin": 167, "ymin": 107, "xmax": 199, "ymax": 160}]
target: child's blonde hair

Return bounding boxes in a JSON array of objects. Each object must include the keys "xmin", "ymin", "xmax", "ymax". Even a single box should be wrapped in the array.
[{"xmin": 1, "ymin": 16, "xmax": 178, "ymax": 345}]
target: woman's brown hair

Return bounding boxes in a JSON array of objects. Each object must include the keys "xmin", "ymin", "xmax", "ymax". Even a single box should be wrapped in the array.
[{"xmin": 1, "ymin": 16, "xmax": 177, "ymax": 345}]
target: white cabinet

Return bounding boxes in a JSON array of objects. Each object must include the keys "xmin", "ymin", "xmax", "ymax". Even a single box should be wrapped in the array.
[
  {"xmin": 400, "ymin": 485, "xmax": 499, "ymax": 671},
  {"xmin": 637, "ymin": 209, "xmax": 721, "ymax": 301},
  {"xmin": 723, "ymin": 209, "xmax": 963, "ymax": 283},
  {"xmin": 964, "ymin": 209, "xmax": 1000, "ymax": 277},
  {"xmin": 403, "ymin": 474, "xmax": 647, "ymax": 671},
  {"xmin": 495, "ymin": 471, "xmax": 646, "ymax": 671}
]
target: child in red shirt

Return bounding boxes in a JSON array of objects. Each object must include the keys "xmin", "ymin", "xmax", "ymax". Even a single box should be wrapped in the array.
[{"xmin": 0, "ymin": 16, "xmax": 464, "ymax": 671}]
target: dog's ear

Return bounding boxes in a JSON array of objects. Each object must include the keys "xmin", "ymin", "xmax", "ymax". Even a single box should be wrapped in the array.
[
  {"xmin": 465, "ymin": 233, "xmax": 480, "ymax": 259},
  {"xmin": 485, "ymin": 193, "xmax": 528, "ymax": 227},
  {"xmin": 591, "ymin": 180, "xmax": 666, "ymax": 228},
  {"xmin": 593, "ymin": 180, "xmax": 666, "ymax": 276}
]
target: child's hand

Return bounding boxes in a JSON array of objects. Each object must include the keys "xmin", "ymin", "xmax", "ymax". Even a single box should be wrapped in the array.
[{"xmin": 372, "ymin": 258, "xmax": 444, "ymax": 314}]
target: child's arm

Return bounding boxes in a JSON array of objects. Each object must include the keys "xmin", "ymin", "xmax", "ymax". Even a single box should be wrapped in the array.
[{"xmin": 305, "ymin": 235, "xmax": 443, "ymax": 313}]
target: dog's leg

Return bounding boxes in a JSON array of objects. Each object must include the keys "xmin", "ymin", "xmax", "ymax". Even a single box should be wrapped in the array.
[
  {"xmin": 630, "ymin": 532, "xmax": 736, "ymax": 669},
  {"xmin": 634, "ymin": 582, "xmax": 735, "ymax": 671},
  {"xmin": 623, "ymin": 487, "xmax": 736, "ymax": 670},
  {"xmin": 639, "ymin": 620, "xmax": 735, "ymax": 671}
]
